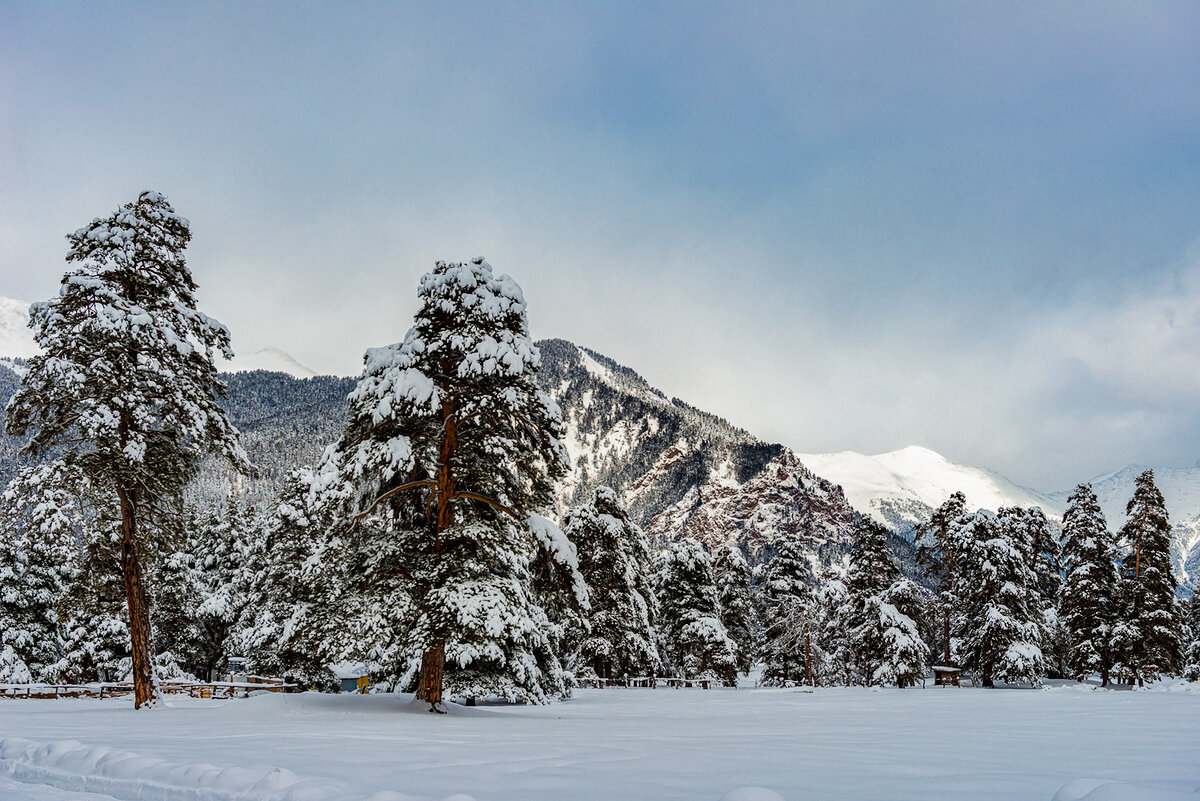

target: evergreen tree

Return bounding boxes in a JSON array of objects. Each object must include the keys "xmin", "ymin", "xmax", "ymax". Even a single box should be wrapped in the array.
[
  {"xmin": 656, "ymin": 538, "xmax": 738, "ymax": 685},
  {"xmin": 1059, "ymin": 483, "xmax": 1118, "ymax": 684},
  {"xmin": 151, "ymin": 529, "xmax": 204, "ymax": 678},
  {"xmin": 238, "ymin": 467, "xmax": 342, "ymax": 690},
  {"xmin": 999, "ymin": 506, "xmax": 1063, "ymax": 676},
  {"xmin": 759, "ymin": 534, "xmax": 818, "ymax": 687},
  {"xmin": 1182, "ymin": 594, "xmax": 1200, "ymax": 681},
  {"xmin": 843, "ymin": 517, "xmax": 903, "ymax": 684},
  {"xmin": 953, "ymin": 510, "xmax": 1045, "ymax": 687},
  {"xmin": 815, "ymin": 575, "xmax": 852, "ymax": 686},
  {"xmin": 1114, "ymin": 469, "xmax": 1183, "ymax": 683},
  {"xmin": 5, "ymin": 191, "xmax": 250, "ymax": 707},
  {"xmin": 303, "ymin": 259, "xmax": 577, "ymax": 709},
  {"xmin": 914, "ymin": 492, "xmax": 967, "ymax": 666},
  {"xmin": 714, "ymin": 545, "xmax": 759, "ymax": 676},
  {"xmin": 865, "ymin": 578, "xmax": 930, "ymax": 688},
  {"xmin": 187, "ymin": 503, "xmax": 258, "ymax": 681},
  {"xmin": 562, "ymin": 486, "xmax": 659, "ymax": 683},
  {"xmin": 52, "ymin": 518, "xmax": 131, "ymax": 683},
  {"xmin": 0, "ymin": 464, "xmax": 81, "ymax": 679}
]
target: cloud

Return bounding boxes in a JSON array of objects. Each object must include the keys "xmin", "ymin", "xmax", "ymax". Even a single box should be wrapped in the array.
[{"xmin": 2, "ymin": 1, "xmax": 1199, "ymax": 489}]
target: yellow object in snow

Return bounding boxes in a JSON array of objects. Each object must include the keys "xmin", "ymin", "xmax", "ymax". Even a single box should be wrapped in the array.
[{"xmin": 356, "ymin": 676, "xmax": 370, "ymax": 694}]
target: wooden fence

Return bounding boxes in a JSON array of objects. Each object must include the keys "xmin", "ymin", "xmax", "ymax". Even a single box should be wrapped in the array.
[
  {"xmin": 574, "ymin": 676, "xmax": 716, "ymax": 689},
  {"xmin": 0, "ymin": 677, "xmax": 295, "ymax": 700}
]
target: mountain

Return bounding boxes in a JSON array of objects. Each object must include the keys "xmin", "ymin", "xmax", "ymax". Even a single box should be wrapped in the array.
[
  {"xmin": 0, "ymin": 334, "xmax": 860, "ymax": 567},
  {"xmin": 0, "ymin": 297, "xmax": 36, "ymax": 375},
  {"xmin": 218, "ymin": 347, "xmax": 320, "ymax": 379},
  {"xmin": 0, "ymin": 303, "xmax": 1191, "ymax": 584},
  {"xmin": 538, "ymin": 339, "xmax": 857, "ymax": 563},
  {"xmin": 1052, "ymin": 465, "xmax": 1200, "ymax": 592},
  {"xmin": 796, "ymin": 446, "xmax": 1064, "ymax": 533}
]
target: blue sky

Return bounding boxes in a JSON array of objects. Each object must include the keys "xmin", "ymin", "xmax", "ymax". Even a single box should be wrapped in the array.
[{"xmin": 2, "ymin": 1, "xmax": 1199, "ymax": 489}]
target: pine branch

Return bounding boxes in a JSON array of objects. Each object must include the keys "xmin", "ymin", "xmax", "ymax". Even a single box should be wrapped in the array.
[
  {"xmin": 450, "ymin": 491, "xmax": 521, "ymax": 522},
  {"xmin": 354, "ymin": 480, "xmax": 437, "ymax": 521}
]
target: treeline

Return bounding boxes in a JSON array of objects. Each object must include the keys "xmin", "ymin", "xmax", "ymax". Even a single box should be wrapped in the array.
[
  {"xmin": 7, "ymin": 467, "xmax": 1195, "ymax": 693},
  {"xmin": 1, "ymin": 191, "xmax": 1198, "ymax": 709}
]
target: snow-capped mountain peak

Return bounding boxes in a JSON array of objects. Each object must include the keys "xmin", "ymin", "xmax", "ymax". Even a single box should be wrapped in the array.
[
  {"xmin": 796, "ymin": 445, "xmax": 1063, "ymax": 531},
  {"xmin": 0, "ymin": 296, "xmax": 36, "ymax": 360},
  {"xmin": 219, "ymin": 347, "xmax": 320, "ymax": 379}
]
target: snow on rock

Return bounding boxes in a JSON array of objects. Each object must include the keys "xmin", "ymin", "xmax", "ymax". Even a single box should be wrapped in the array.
[
  {"xmin": 646, "ymin": 448, "xmax": 855, "ymax": 558},
  {"xmin": 796, "ymin": 445, "xmax": 1063, "ymax": 530}
]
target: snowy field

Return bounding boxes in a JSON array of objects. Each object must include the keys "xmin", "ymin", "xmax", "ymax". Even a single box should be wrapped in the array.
[{"xmin": 2, "ymin": 683, "xmax": 1200, "ymax": 801}]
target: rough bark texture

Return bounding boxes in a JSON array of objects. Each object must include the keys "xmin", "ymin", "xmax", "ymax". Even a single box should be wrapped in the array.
[
  {"xmin": 116, "ymin": 482, "xmax": 159, "ymax": 709},
  {"xmin": 416, "ymin": 643, "xmax": 446, "ymax": 708},
  {"xmin": 416, "ymin": 392, "xmax": 457, "ymax": 711}
]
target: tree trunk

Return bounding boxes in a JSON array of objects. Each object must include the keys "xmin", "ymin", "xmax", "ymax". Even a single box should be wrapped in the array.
[
  {"xmin": 804, "ymin": 629, "xmax": 814, "ymax": 687},
  {"xmin": 416, "ymin": 391, "xmax": 457, "ymax": 712},
  {"xmin": 416, "ymin": 643, "xmax": 446, "ymax": 709},
  {"xmin": 115, "ymin": 482, "xmax": 160, "ymax": 709},
  {"xmin": 943, "ymin": 613, "xmax": 952, "ymax": 667}
]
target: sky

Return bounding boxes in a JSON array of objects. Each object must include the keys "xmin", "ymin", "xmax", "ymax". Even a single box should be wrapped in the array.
[{"xmin": 2, "ymin": 1, "xmax": 1199, "ymax": 491}]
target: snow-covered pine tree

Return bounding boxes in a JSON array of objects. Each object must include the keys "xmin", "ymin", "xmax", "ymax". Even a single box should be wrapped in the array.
[
  {"xmin": 1058, "ymin": 483, "xmax": 1118, "ymax": 684},
  {"xmin": 952, "ymin": 510, "xmax": 1046, "ymax": 687},
  {"xmin": 814, "ymin": 574, "xmax": 851, "ymax": 686},
  {"xmin": 914, "ymin": 492, "xmax": 967, "ymax": 666},
  {"xmin": 1022, "ymin": 507, "xmax": 1062, "ymax": 607},
  {"xmin": 869, "ymin": 578, "xmax": 930, "ymax": 688},
  {"xmin": 238, "ymin": 467, "xmax": 343, "ymax": 690},
  {"xmin": 843, "ymin": 517, "xmax": 902, "ymax": 684},
  {"xmin": 714, "ymin": 545, "xmax": 759, "ymax": 676},
  {"xmin": 528, "ymin": 514, "xmax": 591, "ymax": 696},
  {"xmin": 1114, "ymin": 469, "xmax": 1183, "ymax": 683},
  {"xmin": 656, "ymin": 538, "xmax": 739, "ymax": 685},
  {"xmin": 150, "ymin": 508, "xmax": 204, "ymax": 678},
  {"xmin": 0, "ymin": 464, "xmax": 81, "ymax": 680},
  {"xmin": 189, "ymin": 504, "xmax": 259, "ymax": 680},
  {"xmin": 1182, "ymin": 594, "xmax": 1200, "ymax": 681},
  {"xmin": 53, "ymin": 520, "xmax": 131, "ymax": 683},
  {"xmin": 999, "ymin": 506, "xmax": 1064, "ymax": 676},
  {"xmin": 759, "ymin": 534, "xmax": 819, "ymax": 686},
  {"xmin": 561, "ymin": 486, "xmax": 659, "ymax": 683},
  {"xmin": 5, "ymin": 191, "xmax": 251, "ymax": 707},
  {"xmin": 307, "ymin": 259, "xmax": 578, "ymax": 709}
]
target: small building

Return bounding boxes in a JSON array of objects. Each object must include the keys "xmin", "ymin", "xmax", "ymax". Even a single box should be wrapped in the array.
[
  {"xmin": 932, "ymin": 666, "xmax": 962, "ymax": 687},
  {"xmin": 331, "ymin": 662, "xmax": 369, "ymax": 693}
]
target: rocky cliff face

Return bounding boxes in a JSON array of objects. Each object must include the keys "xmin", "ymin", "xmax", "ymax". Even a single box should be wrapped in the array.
[{"xmin": 536, "ymin": 339, "xmax": 857, "ymax": 563}]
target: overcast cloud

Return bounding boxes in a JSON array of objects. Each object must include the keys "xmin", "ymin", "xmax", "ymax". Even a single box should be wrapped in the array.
[{"xmin": 2, "ymin": 1, "xmax": 1199, "ymax": 490}]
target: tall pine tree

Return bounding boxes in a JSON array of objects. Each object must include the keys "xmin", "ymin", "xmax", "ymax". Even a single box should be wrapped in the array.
[
  {"xmin": 5, "ymin": 191, "xmax": 250, "ymax": 707},
  {"xmin": 656, "ymin": 538, "xmax": 738, "ymax": 685},
  {"xmin": 304, "ymin": 259, "xmax": 579, "ymax": 709},
  {"xmin": 1113, "ymin": 469, "xmax": 1182, "ymax": 683},
  {"xmin": 759, "ymin": 534, "xmax": 819, "ymax": 687},
  {"xmin": 714, "ymin": 545, "xmax": 759, "ymax": 677},
  {"xmin": 843, "ymin": 517, "xmax": 901, "ymax": 684},
  {"xmin": 953, "ymin": 510, "xmax": 1045, "ymax": 687},
  {"xmin": 914, "ymin": 492, "xmax": 967, "ymax": 666},
  {"xmin": 562, "ymin": 486, "xmax": 659, "ymax": 683},
  {"xmin": 1059, "ymin": 483, "xmax": 1118, "ymax": 684}
]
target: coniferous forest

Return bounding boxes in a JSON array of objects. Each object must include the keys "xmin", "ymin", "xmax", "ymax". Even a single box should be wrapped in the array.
[{"xmin": 2, "ymin": 192, "xmax": 1196, "ymax": 711}]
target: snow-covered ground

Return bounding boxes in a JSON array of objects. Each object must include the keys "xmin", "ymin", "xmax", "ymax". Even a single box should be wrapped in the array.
[{"xmin": 3, "ymin": 684, "xmax": 1199, "ymax": 801}]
